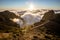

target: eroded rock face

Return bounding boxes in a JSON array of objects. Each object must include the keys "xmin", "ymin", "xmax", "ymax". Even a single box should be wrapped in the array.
[
  {"xmin": 23, "ymin": 10, "xmax": 60, "ymax": 40},
  {"xmin": 40, "ymin": 10, "xmax": 60, "ymax": 36},
  {"xmin": 34, "ymin": 10, "xmax": 55, "ymax": 26},
  {"xmin": 45, "ymin": 13, "xmax": 60, "ymax": 36},
  {"xmin": 0, "ymin": 10, "xmax": 19, "ymax": 19},
  {"xmin": 0, "ymin": 10, "xmax": 23, "ymax": 40},
  {"xmin": 41, "ymin": 10, "xmax": 55, "ymax": 21},
  {"xmin": 0, "ymin": 10, "xmax": 19, "ymax": 30}
]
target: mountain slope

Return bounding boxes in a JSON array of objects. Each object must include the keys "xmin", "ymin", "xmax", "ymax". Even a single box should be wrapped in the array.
[{"xmin": 23, "ymin": 10, "xmax": 60, "ymax": 40}]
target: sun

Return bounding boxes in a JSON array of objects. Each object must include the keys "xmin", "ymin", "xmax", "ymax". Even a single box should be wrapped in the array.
[{"xmin": 28, "ymin": 3, "xmax": 35, "ymax": 11}]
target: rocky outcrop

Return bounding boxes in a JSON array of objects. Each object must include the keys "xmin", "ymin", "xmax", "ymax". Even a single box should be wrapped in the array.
[
  {"xmin": 35, "ymin": 10, "xmax": 60, "ymax": 36},
  {"xmin": 41, "ymin": 10, "xmax": 55, "ymax": 21},
  {"xmin": 24, "ymin": 10, "xmax": 60, "ymax": 40},
  {"xmin": 0, "ymin": 10, "xmax": 21, "ymax": 40},
  {"xmin": 0, "ymin": 10, "xmax": 20, "ymax": 31},
  {"xmin": 45, "ymin": 13, "xmax": 60, "ymax": 36}
]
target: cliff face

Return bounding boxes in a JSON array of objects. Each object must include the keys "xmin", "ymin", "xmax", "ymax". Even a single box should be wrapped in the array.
[
  {"xmin": 24, "ymin": 10, "xmax": 60, "ymax": 40},
  {"xmin": 41, "ymin": 10, "xmax": 55, "ymax": 21},
  {"xmin": 0, "ymin": 10, "xmax": 20, "ymax": 32},
  {"xmin": 39, "ymin": 10, "xmax": 60, "ymax": 36},
  {"xmin": 41, "ymin": 10, "xmax": 60, "ymax": 36},
  {"xmin": 0, "ymin": 10, "xmax": 22, "ymax": 40}
]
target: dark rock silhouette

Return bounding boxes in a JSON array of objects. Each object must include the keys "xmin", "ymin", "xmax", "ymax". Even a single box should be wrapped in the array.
[
  {"xmin": 34, "ymin": 10, "xmax": 55, "ymax": 26},
  {"xmin": 42, "ymin": 10, "xmax": 55, "ymax": 21},
  {"xmin": 45, "ymin": 13, "xmax": 60, "ymax": 36},
  {"xmin": 26, "ymin": 10, "xmax": 60, "ymax": 40},
  {"xmin": 34, "ymin": 10, "xmax": 60, "ymax": 36},
  {"xmin": 0, "ymin": 10, "xmax": 23, "ymax": 40},
  {"xmin": 0, "ymin": 10, "xmax": 20, "ymax": 32},
  {"xmin": 40, "ymin": 10, "xmax": 60, "ymax": 36}
]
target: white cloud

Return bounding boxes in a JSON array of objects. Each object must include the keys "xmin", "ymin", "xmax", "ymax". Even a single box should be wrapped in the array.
[
  {"xmin": 10, "ymin": 10, "xmax": 48, "ymax": 27},
  {"xmin": 21, "ymin": 12, "xmax": 42, "ymax": 25}
]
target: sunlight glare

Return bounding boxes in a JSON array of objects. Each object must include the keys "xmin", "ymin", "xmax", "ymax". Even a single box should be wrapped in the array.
[
  {"xmin": 10, "ymin": 18, "xmax": 20, "ymax": 22},
  {"xmin": 28, "ymin": 3, "xmax": 35, "ymax": 11}
]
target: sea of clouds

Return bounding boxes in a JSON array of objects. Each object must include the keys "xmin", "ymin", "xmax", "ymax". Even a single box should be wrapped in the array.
[{"xmin": 11, "ymin": 10, "xmax": 48, "ymax": 27}]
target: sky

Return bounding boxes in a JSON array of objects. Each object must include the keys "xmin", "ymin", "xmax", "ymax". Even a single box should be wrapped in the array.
[{"xmin": 0, "ymin": 0, "xmax": 60, "ymax": 10}]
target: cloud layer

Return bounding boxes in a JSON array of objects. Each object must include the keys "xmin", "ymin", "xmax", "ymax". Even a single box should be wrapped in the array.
[
  {"xmin": 21, "ymin": 12, "xmax": 42, "ymax": 26},
  {"xmin": 11, "ymin": 10, "xmax": 48, "ymax": 27}
]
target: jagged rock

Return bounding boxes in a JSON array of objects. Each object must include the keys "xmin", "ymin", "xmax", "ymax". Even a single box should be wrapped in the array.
[
  {"xmin": 42, "ymin": 10, "xmax": 55, "ymax": 21},
  {"xmin": 34, "ymin": 10, "xmax": 55, "ymax": 26},
  {"xmin": 0, "ymin": 10, "xmax": 23, "ymax": 40},
  {"xmin": 0, "ymin": 10, "xmax": 20, "ymax": 30},
  {"xmin": 40, "ymin": 10, "xmax": 60, "ymax": 36},
  {"xmin": 25, "ymin": 10, "xmax": 60, "ymax": 40}
]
